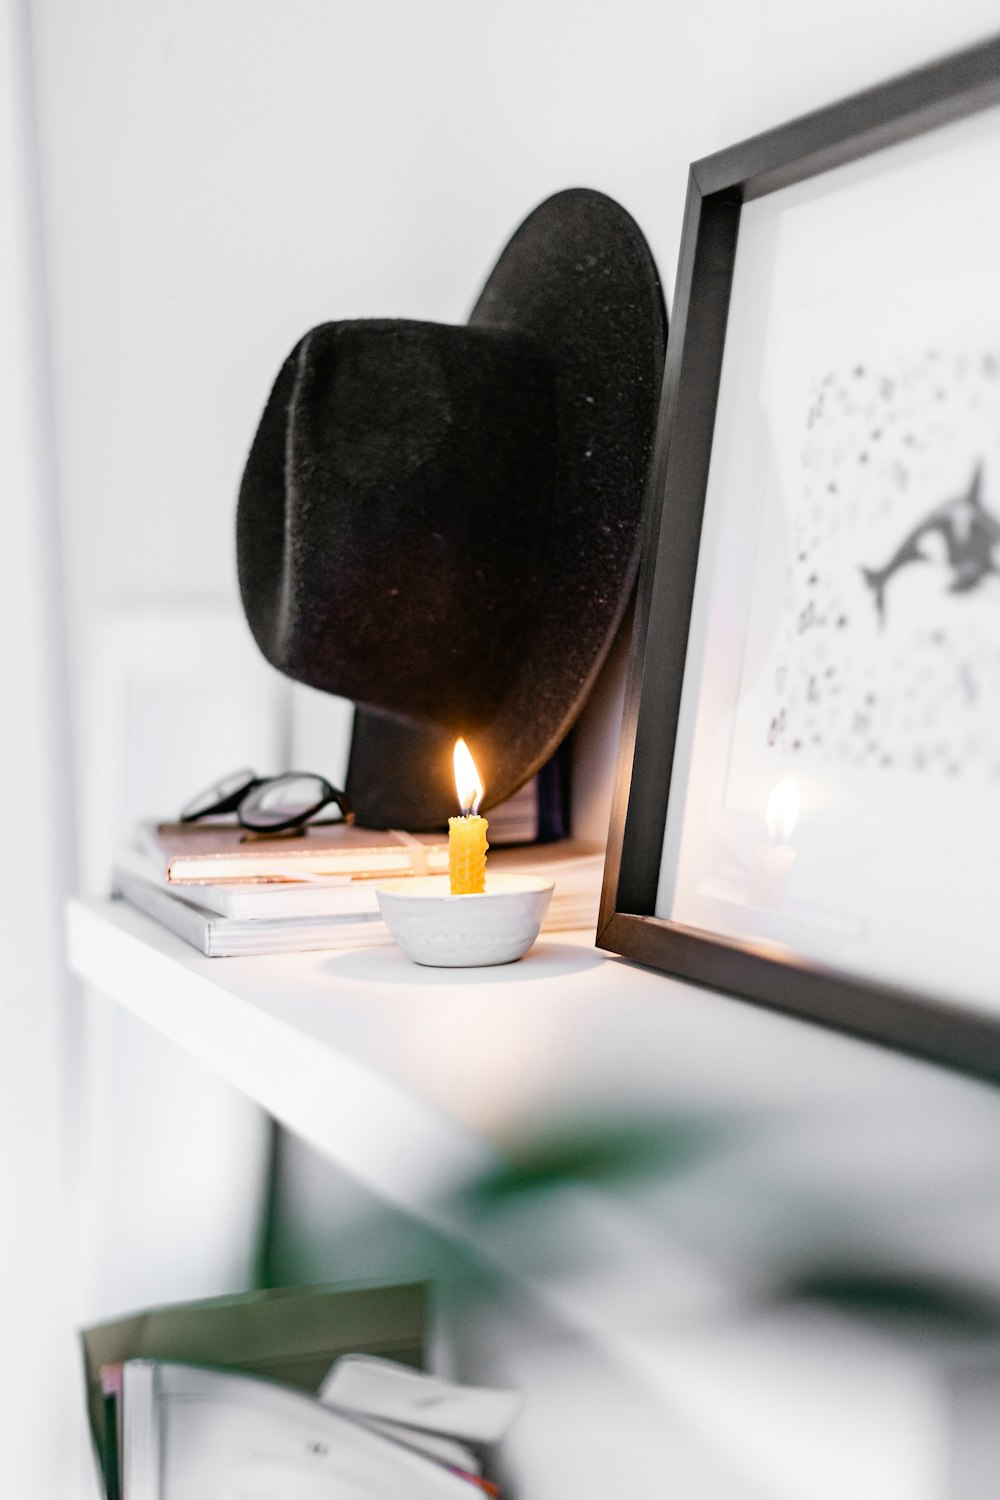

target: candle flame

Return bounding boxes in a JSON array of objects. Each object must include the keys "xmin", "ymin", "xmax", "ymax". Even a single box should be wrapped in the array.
[
  {"xmin": 765, "ymin": 777, "xmax": 800, "ymax": 843},
  {"xmin": 453, "ymin": 738, "xmax": 484, "ymax": 816}
]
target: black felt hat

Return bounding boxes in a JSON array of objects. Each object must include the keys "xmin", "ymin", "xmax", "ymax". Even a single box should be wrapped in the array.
[{"xmin": 237, "ymin": 188, "xmax": 666, "ymax": 829}]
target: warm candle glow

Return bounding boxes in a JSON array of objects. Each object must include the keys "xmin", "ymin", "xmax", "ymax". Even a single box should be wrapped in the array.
[
  {"xmin": 765, "ymin": 777, "xmax": 800, "ymax": 844},
  {"xmin": 453, "ymin": 737, "xmax": 485, "ymax": 816},
  {"xmin": 450, "ymin": 738, "xmax": 488, "ymax": 894}
]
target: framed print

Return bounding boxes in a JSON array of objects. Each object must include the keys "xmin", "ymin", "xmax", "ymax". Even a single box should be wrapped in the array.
[{"xmin": 599, "ymin": 36, "xmax": 1000, "ymax": 1079}]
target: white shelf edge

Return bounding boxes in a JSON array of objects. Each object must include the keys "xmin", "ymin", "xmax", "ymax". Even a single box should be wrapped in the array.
[{"xmin": 68, "ymin": 896, "xmax": 500, "ymax": 1214}]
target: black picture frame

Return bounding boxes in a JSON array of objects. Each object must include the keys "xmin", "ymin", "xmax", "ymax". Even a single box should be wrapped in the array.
[{"xmin": 598, "ymin": 35, "xmax": 1000, "ymax": 1082}]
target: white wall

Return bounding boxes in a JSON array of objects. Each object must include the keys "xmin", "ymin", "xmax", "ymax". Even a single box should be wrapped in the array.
[
  {"xmin": 1, "ymin": 3, "xmax": 79, "ymax": 1494},
  {"xmin": 30, "ymin": 0, "xmax": 1000, "ymax": 680},
  {"xmin": 14, "ymin": 3, "xmax": 1000, "ymax": 1497}
]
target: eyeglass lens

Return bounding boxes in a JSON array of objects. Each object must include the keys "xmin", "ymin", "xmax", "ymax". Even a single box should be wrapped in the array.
[
  {"xmin": 240, "ymin": 774, "xmax": 332, "ymax": 829},
  {"xmin": 181, "ymin": 768, "xmax": 258, "ymax": 821}
]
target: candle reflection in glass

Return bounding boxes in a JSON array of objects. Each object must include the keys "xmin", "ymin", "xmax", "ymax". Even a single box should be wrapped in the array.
[{"xmin": 748, "ymin": 776, "xmax": 800, "ymax": 911}]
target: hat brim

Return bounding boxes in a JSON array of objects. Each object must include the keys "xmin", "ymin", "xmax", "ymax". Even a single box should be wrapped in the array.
[{"xmin": 347, "ymin": 187, "xmax": 667, "ymax": 829}]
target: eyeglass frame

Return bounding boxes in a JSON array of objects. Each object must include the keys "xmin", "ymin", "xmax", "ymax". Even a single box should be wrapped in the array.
[{"xmin": 180, "ymin": 768, "xmax": 355, "ymax": 835}]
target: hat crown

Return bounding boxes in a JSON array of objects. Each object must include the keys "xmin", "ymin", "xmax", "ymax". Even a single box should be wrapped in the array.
[
  {"xmin": 296, "ymin": 318, "xmax": 555, "ymax": 507},
  {"xmin": 242, "ymin": 318, "xmax": 559, "ymax": 728},
  {"xmin": 310, "ymin": 321, "xmax": 456, "ymax": 489}
]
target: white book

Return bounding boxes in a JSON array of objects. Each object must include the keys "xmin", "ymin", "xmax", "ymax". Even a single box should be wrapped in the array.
[
  {"xmin": 121, "ymin": 1360, "xmax": 475, "ymax": 1500},
  {"xmin": 115, "ymin": 845, "xmax": 380, "ymax": 920},
  {"xmin": 113, "ymin": 869, "xmax": 391, "ymax": 957}
]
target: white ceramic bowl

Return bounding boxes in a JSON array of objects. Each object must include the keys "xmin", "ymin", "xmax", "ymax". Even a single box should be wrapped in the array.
[{"xmin": 375, "ymin": 873, "xmax": 554, "ymax": 967}]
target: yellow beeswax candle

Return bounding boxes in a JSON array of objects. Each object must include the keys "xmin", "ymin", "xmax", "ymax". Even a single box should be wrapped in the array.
[
  {"xmin": 448, "ymin": 813, "xmax": 489, "ymax": 894},
  {"xmin": 450, "ymin": 737, "xmax": 488, "ymax": 894}
]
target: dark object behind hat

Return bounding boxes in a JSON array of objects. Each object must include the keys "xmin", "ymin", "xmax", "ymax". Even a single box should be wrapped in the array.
[{"xmin": 237, "ymin": 188, "xmax": 666, "ymax": 829}]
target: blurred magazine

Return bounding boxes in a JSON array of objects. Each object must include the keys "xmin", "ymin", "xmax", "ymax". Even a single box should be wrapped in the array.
[
  {"xmin": 81, "ymin": 1280, "xmax": 428, "ymax": 1500},
  {"xmin": 101, "ymin": 1353, "xmax": 518, "ymax": 1499},
  {"xmin": 120, "ymin": 1361, "xmax": 492, "ymax": 1500}
]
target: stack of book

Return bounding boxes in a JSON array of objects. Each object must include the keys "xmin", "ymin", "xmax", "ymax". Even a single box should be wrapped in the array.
[
  {"xmin": 113, "ymin": 822, "xmax": 605, "ymax": 957},
  {"xmin": 83, "ymin": 1279, "xmax": 519, "ymax": 1500}
]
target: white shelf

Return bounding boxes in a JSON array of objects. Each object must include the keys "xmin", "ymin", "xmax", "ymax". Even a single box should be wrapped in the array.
[
  {"xmin": 68, "ymin": 897, "xmax": 1000, "ymax": 1500},
  {"xmin": 67, "ymin": 896, "xmax": 988, "ymax": 1222}
]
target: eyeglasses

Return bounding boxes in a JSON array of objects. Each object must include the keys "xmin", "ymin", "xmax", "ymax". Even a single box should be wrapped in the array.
[{"xmin": 180, "ymin": 769, "xmax": 355, "ymax": 835}]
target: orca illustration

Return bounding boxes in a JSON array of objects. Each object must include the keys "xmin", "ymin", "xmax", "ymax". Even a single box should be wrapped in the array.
[{"xmin": 860, "ymin": 464, "xmax": 1000, "ymax": 625}]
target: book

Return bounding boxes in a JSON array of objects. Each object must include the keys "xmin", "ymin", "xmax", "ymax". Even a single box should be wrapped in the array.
[
  {"xmin": 121, "ymin": 1361, "xmax": 479, "ymax": 1500},
  {"xmin": 115, "ymin": 845, "xmax": 378, "ymax": 920},
  {"xmin": 139, "ymin": 820, "xmax": 449, "ymax": 884},
  {"xmin": 319, "ymin": 1353, "xmax": 521, "ymax": 1446},
  {"xmin": 481, "ymin": 743, "xmax": 569, "ymax": 845}
]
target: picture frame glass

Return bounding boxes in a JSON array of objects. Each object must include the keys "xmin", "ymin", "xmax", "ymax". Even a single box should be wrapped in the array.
[{"xmin": 656, "ymin": 101, "xmax": 1000, "ymax": 1014}]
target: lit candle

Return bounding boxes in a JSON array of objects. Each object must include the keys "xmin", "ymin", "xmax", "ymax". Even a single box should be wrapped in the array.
[
  {"xmin": 449, "ymin": 738, "xmax": 489, "ymax": 894},
  {"xmin": 748, "ymin": 777, "xmax": 799, "ymax": 911}
]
